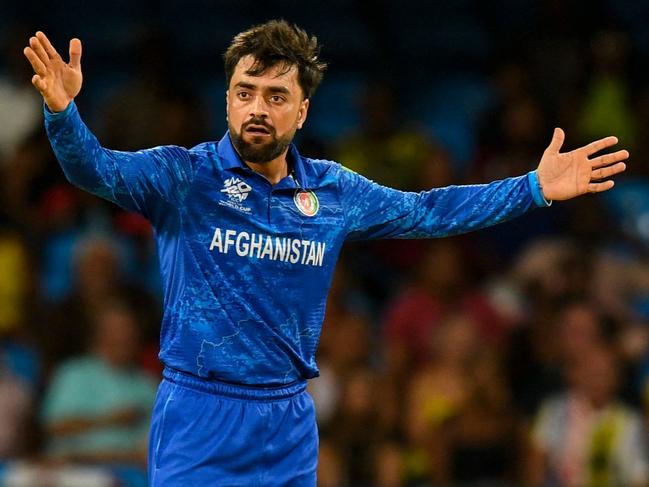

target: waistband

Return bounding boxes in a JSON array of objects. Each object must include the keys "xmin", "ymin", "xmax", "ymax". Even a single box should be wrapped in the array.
[{"xmin": 162, "ymin": 367, "xmax": 307, "ymax": 401}]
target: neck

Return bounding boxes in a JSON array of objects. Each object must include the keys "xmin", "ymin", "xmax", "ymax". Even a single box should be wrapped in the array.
[
  {"xmin": 245, "ymin": 150, "xmax": 290, "ymax": 185},
  {"xmin": 97, "ymin": 350, "xmax": 130, "ymax": 370}
]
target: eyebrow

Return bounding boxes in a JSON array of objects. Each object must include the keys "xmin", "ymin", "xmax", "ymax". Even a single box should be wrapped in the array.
[{"xmin": 234, "ymin": 81, "xmax": 291, "ymax": 95}]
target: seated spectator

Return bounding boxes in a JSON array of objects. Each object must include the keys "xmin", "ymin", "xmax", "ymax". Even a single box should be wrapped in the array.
[
  {"xmin": 374, "ymin": 442, "xmax": 405, "ymax": 487},
  {"xmin": 527, "ymin": 343, "xmax": 649, "ymax": 487},
  {"xmin": 405, "ymin": 313, "xmax": 515, "ymax": 485},
  {"xmin": 0, "ymin": 231, "xmax": 40, "ymax": 458},
  {"xmin": 309, "ymin": 311, "xmax": 372, "ymax": 431},
  {"xmin": 384, "ymin": 240, "xmax": 506, "ymax": 377},
  {"xmin": 44, "ymin": 234, "xmax": 160, "ymax": 377},
  {"xmin": 502, "ymin": 237, "xmax": 613, "ymax": 417},
  {"xmin": 334, "ymin": 81, "xmax": 447, "ymax": 191},
  {"xmin": 41, "ymin": 301, "xmax": 157, "ymax": 466},
  {"xmin": 577, "ymin": 31, "xmax": 635, "ymax": 150},
  {"xmin": 316, "ymin": 439, "xmax": 345, "ymax": 487},
  {"xmin": 327, "ymin": 367, "xmax": 383, "ymax": 486},
  {"xmin": 0, "ymin": 358, "xmax": 33, "ymax": 459}
]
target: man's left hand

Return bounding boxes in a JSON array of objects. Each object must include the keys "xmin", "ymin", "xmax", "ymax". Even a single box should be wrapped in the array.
[{"xmin": 536, "ymin": 128, "xmax": 628, "ymax": 201}]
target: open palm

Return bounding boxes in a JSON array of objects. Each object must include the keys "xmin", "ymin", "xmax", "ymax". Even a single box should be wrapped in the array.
[
  {"xmin": 537, "ymin": 128, "xmax": 628, "ymax": 201},
  {"xmin": 23, "ymin": 31, "xmax": 83, "ymax": 112}
]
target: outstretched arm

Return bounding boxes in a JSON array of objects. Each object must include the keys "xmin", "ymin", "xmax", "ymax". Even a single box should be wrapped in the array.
[
  {"xmin": 340, "ymin": 129, "xmax": 628, "ymax": 241},
  {"xmin": 23, "ymin": 32, "xmax": 199, "ymax": 218}
]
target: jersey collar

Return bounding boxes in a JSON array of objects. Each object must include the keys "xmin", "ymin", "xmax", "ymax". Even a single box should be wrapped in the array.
[{"xmin": 217, "ymin": 131, "xmax": 309, "ymax": 189}]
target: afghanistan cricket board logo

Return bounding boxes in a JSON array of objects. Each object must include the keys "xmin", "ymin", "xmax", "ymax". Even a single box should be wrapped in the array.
[{"xmin": 294, "ymin": 190, "xmax": 319, "ymax": 217}]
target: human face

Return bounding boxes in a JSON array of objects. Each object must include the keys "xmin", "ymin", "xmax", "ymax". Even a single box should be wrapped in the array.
[
  {"xmin": 227, "ymin": 55, "xmax": 309, "ymax": 164},
  {"xmin": 94, "ymin": 308, "xmax": 140, "ymax": 368},
  {"xmin": 567, "ymin": 346, "xmax": 619, "ymax": 408}
]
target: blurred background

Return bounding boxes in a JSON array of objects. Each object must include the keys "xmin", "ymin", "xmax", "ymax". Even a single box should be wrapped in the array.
[{"xmin": 1, "ymin": 0, "xmax": 649, "ymax": 486}]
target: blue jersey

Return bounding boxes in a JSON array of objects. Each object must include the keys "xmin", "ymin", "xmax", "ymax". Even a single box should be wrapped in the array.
[{"xmin": 45, "ymin": 102, "xmax": 549, "ymax": 386}]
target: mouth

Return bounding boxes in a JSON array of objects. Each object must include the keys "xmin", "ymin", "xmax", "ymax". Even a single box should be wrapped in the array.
[{"xmin": 244, "ymin": 125, "xmax": 272, "ymax": 135}]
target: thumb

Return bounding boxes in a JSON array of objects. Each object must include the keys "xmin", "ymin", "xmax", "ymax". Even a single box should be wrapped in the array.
[
  {"xmin": 546, "ymin": 127, "xmax": 565, "ymax": 154},
  {"xmin": 69, "ymin": 38, "xmax": 82, "ymax": 70}
]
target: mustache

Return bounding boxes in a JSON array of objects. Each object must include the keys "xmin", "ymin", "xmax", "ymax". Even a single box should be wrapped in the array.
[{"xmin": 242, "ymin": 117, "xmax": 275, "ymax": 134}]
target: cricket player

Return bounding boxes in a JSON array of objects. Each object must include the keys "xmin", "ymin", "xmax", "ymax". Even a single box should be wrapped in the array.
[{"xmin": 24, "ymin": 20, "xmax": 628, "ymax": 486}]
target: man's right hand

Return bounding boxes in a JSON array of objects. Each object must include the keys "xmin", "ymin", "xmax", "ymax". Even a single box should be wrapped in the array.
[{"xmin": 23, "ymin": 31, "xmax": 83, "ymax": 112}]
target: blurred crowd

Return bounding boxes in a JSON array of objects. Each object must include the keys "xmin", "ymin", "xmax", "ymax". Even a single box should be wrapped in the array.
[{"xmin": 2, "ymin": 1, "xmax": 649, "ymax": 486}]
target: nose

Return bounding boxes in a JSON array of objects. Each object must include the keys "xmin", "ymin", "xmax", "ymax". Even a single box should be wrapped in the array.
[{"xmin": 250, "ymin": 95, "xmax": 269, "ymax": 119}]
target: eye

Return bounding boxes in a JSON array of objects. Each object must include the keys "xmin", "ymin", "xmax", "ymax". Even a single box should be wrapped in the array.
[
  {"xmin": 237, "ymin": 91, "xmax": 250, "ymax": 100},
  {"xmin": 270, "ymin": 95, "xmax": 285, "ymax": 104}
]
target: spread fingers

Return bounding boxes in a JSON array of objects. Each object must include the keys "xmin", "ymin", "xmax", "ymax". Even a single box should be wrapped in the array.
[
  {"xmin": 29, "ymin": 36, "xmax": 50, "ymax": 66},
  {"xmin": 23, "ymin": 47, "xmax": 47, "ymax": 75}
]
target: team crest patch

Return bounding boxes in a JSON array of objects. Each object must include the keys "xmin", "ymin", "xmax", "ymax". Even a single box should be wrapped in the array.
[{"xmin": 294, "ymin": 190, "xmax": 319, "ymax": 217}]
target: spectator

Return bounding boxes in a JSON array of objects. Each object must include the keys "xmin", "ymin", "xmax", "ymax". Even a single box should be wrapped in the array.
[
  {"xmin": 327, "ymin": 368, "xmax": 384, "ymax": 486},
  {"xmin": 41, "ymin": 301, "xmax": 157, "ymax": 466},
  {"xmin": 335, "ymin": 81, "xmax": 444, "ymax": 191},
  {"xmin": 0, "ymin": 354, "xmax": 34, "ymax": 459},
  {"xmin": 526, "ymin": 343, "xmax": 649, "ymax": 487},
  {"xmin": 317, "ymin": 439, "xmax": 345, "ymax": 487},
  {"xmin": 405, "ymin": 312, "xmax": 515, "ymax": 485},
  {"xmin": 384, "ymin": 240, "xmax": 506, "ymax": 377},
  {"xmin": 374, "ymin": 442, "xmax": 404, "ymax": 487},
  {"xmin": 577, "ymin": 31, "xmax": 635, "ymax": 150},
  {"xmin": 0, "ymin": 231, "xmax": 40, "ymax": 459},
  {"xmin": 310, "ymin": 311, "xmax": 372, "ymax": 431},
  {"xmin": 44, "ymin": 235, "xmax": 159, "ymax": 376}
]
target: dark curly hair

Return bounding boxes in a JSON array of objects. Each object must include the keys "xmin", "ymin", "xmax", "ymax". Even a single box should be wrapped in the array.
[{"xmin": 224, "ymin": 20, "xmax": 327, "ymax": 100}]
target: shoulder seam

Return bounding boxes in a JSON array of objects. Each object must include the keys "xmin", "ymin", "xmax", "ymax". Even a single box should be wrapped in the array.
[
  {"xmin": 178, "ymin": 143, "xmax": 213, "ymax": 207},
  {"xmin": 333, "ymin": 164, "xmax": 350, "ymax": 232}
]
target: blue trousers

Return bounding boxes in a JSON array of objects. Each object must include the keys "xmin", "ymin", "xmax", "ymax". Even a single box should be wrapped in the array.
[{"xmin": 148, "ymin": 368, "xmax": 318, "ymax": 486}]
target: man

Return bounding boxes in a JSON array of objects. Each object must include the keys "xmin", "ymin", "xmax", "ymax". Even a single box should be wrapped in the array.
[
  {"xmin": 42, "ymin": 301, "xmax": 156, "ymax": 466},
  {"xmin": 23, "ymin": 20, "xmax": 628, "ymax": 486},
  {"xmin": 527, "ymin": 344, "xmax": 649, "ymax": 487}
]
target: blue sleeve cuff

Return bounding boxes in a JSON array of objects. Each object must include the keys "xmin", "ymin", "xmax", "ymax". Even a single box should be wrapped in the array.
[
  {"xmin": 527, "ymin": 170, "xmax": 552, "ymax": 207},
  {"xmin": 43, "ymin": 100, "xmax": 76, "ymax": 122}
]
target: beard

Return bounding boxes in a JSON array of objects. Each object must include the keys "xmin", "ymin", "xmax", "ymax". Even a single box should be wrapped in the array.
[{"xmin": 229, "ymin": 118, "xmax": 295, "ymax": 164}]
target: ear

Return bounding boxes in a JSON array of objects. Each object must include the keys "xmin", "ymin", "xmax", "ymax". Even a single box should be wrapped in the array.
[
  {"xmin": 225, "ymin": 90, "xmax": 230, "ymax": 122},
  {"xmin": 296, "ymin": 98, "xmax": 310, "ymax": 130}
]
